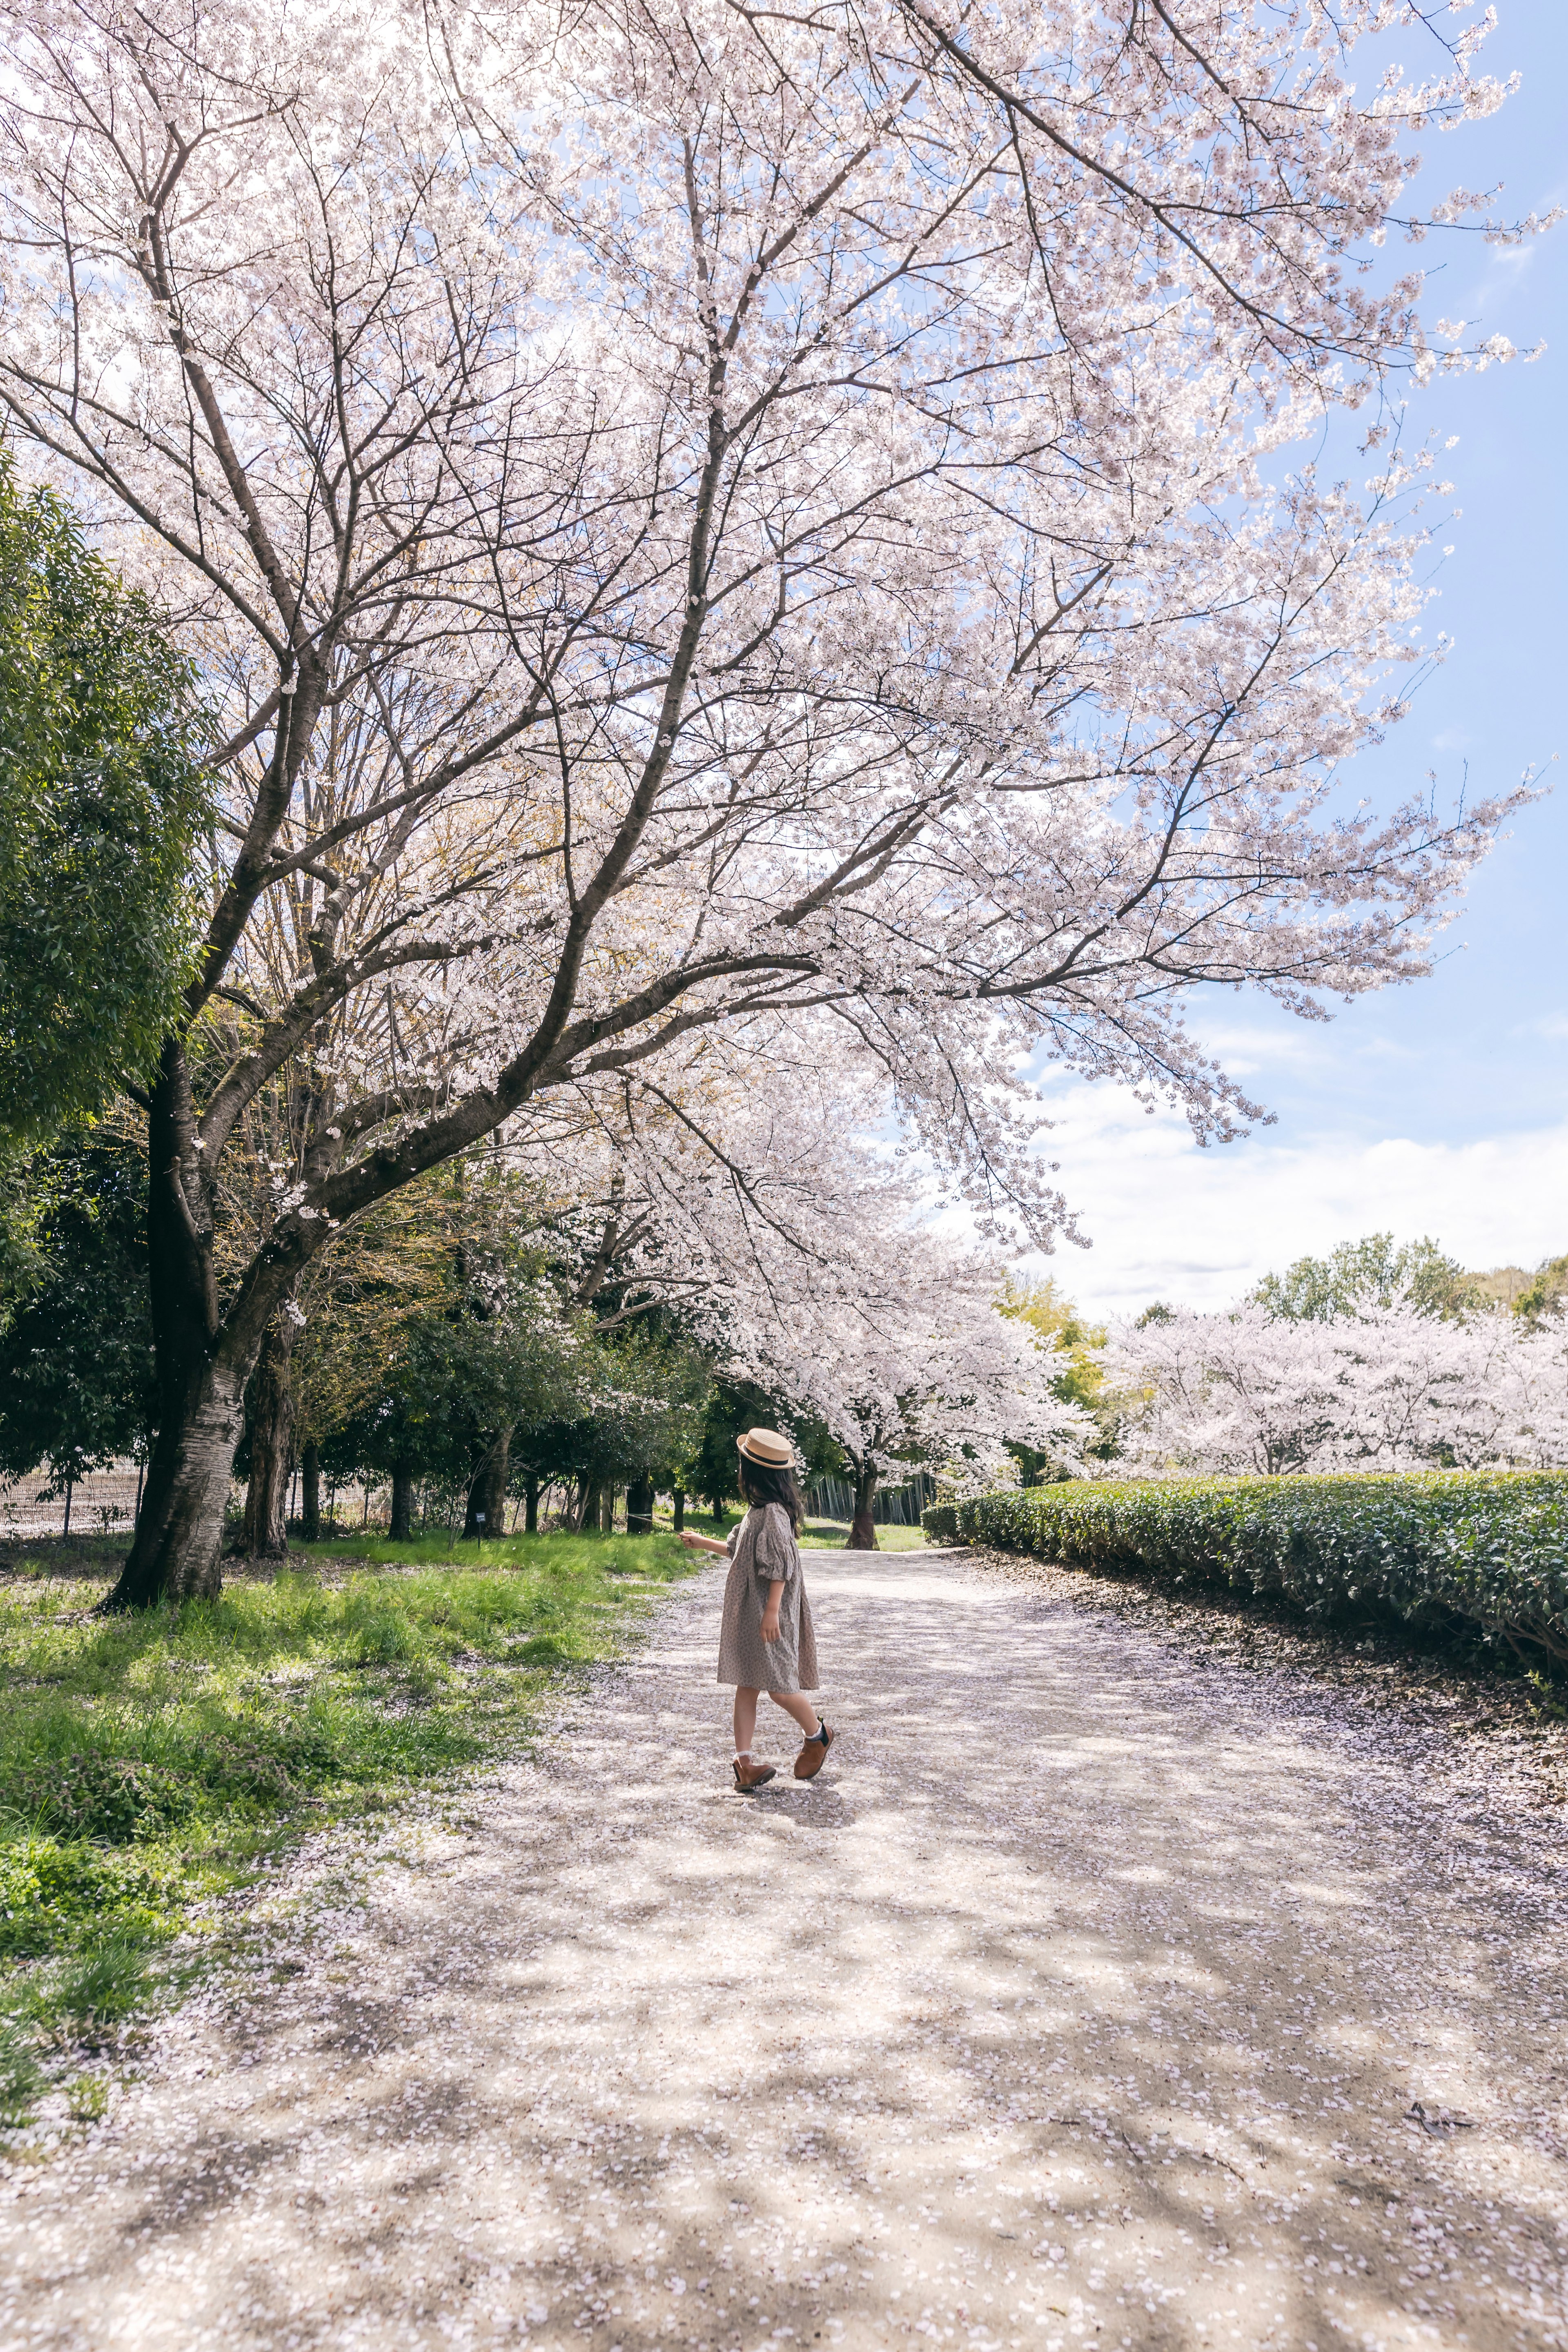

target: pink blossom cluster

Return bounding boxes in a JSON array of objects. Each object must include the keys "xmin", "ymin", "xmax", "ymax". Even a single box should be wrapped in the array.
[{"xmin": 1105, "ymin": 1297, "xmax": 1568, "ymax": 1477}]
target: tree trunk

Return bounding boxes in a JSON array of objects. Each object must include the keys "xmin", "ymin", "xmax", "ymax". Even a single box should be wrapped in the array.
[
  {"xmin": 523, "ymin": 1474, "xmax": 539, "ymax": 1535},
  {"xmin": 107, "ymin": 1349, "xmax": 248, "ymax": 1607},
  {"xmin": 390, "ymin": 1457, "xmax": 415, "ymax": 1543},
  {"xmin": 300, "ymin": 1441, "xmax": 322, "ymax": 1544},
  {"xmin": 464, "ymin": 1430, "xmax": 510, "ymax": 1540},
  {"xmin": 105, "ymin": 1042, "xmax": 276, "ymax": 1610},
  {"xmin": 846, "ymin": 1462, "xmax": 880, "ymax": 1550},
  {"xmin": 626, "ymin": 1476, "xmax": 653, "ymax": 1534},
  {"xmin": 672, "ymin": 1488, "xmax": 685, "ymax": 1533},
  {"xmin": 575, "ymin": 1476, "xmax": 608, "ymax": 1533},
  {"xmin": 237, "ymin": 1310, "xmax": 296, "ymax": 1559}
]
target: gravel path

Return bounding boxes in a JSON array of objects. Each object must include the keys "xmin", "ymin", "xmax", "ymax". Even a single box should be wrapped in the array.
[{"xmin": 4, "ymin": 1551, "xmax": 1566, "ymax": 2352}]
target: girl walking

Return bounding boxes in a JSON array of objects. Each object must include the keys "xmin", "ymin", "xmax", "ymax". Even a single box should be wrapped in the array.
[{"xmin": 680, "ymin": 1428, "xmax": 835, "ymax": 1792}]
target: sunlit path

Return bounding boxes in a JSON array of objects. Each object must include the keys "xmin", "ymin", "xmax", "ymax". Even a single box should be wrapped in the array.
[{"xmin": 3, "ymin": 1554, "xmax": 1563, "ymax": 2352}]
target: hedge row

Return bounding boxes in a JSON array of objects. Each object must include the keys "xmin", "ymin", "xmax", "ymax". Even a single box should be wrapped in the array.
[{"xmin": 924, "ymin": 1472, "xmax": 1568, "ymax": 1661}]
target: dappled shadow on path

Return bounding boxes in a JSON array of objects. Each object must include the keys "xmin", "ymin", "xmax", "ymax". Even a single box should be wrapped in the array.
[{"xmin": 3, "ymin": 1554, "xmax": 1565, "ymax": 2352}]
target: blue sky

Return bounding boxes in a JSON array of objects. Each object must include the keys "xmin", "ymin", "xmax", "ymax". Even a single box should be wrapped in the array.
[{"xmin": 1030, "ymin": 0, "xmax": 1568, "ymax": 1321}]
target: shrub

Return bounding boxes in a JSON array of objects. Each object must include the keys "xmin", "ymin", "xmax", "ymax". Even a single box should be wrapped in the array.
[
  {"xmin": 953, "ymin": 1471, "xmax": 1568, "ymax": 1662},
  {"xmin": 921, "ymin": 1503, "xmax": 960, "ymax": 1543}
]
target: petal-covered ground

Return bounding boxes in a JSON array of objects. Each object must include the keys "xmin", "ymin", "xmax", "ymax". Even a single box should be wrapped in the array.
[{"xmin": 3, "ymin": 1551, "xmax": 1566, "ymax": 2352}]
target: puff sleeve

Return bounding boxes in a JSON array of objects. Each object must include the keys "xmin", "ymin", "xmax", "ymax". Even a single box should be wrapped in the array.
[{"xmin": 751, "ymin": 1501, "xmax": 799, "ymax": 1584}]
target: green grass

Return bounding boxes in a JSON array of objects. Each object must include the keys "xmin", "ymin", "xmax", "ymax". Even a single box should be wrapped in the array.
[
  {"xmin": 0, "ymin": 1530, "xmax": 695, "ymax": 2129},
  {"xmin": 797, "ymin": 1520, "xmax": 928, "ymax": 1550}
]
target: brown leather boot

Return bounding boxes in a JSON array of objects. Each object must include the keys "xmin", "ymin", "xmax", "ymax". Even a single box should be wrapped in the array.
[
  {"xmin": 793, "ymin": 1722, "xmax": 835, "ymax": 1780},
  {"xmin": 733, "ymin": 1755, "xmax": 777, "ymax": 1793}
]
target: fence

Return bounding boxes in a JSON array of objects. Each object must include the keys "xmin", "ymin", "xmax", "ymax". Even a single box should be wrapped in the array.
[
  {"xmin": 804, "ymin": 1470, "xmax": 936, "ymax": 1528},
  {"xmin": 2, "ymin": 1466, "xmax": 941, "ymax": 1546},
  {"xmin": 0, "ymin": 1461, "xmax": 144, "ymax": 1541}
]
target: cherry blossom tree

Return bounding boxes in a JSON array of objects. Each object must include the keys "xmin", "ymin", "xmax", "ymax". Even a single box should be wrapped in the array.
[
  {"xmin": 0, "ymin": 0, "xmax": 1543, "ymax": 1601},
  {"xmin": 753, "ymin": 1268, "xmax": 1093, "ymax": 1547},
  {"xmin": 1105, "ymin": 1296, "xmax": 1568, "ymax": 1477},
  {"xmin": 498, "ymin": 1054, "xmax": 1092, "ymax": 1542}
]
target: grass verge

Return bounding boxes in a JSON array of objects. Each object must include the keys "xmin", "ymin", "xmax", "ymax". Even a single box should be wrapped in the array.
[{"xmin": 0, "ymin": 1530, "xmax": 695, "ymax": 2134}]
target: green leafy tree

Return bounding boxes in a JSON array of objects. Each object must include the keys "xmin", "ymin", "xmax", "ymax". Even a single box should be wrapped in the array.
[
  {"xmin": 0, "ymin": 459, "xmax": 208, "ymax": 1140},
  {"xmin": 1250, "ymin": 1234, "xmax": 1481, "ymax": 1323},
  {"xmin": 0, "ymin": 1124, "xmax": 156, "ymax": 1490},
  {"xmin": 680, "ymin": 1379, "xmax": 839, "ymax": 1523},
  {"xmin": 996, "ymin": 1273, "xmax": 1117, "ymax": 1472},
  {"xmin": 1513, "ymin": 1254, "xmax": 1568, "ymax": 1326}
]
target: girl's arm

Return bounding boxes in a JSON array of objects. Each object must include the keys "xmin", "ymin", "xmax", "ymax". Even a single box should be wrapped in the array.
[
  {"xmin": 761, "ymin": 1577, "xmax": 785, "ymax": 1642},
  {"xmin": 679, "ymin": 1530, "xmax": 731, "ymax": 1556}
]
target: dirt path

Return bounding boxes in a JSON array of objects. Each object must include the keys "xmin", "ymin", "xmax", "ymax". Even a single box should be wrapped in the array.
[{"xmin": 3, "ymin": 1552, "xmax": 1566, "ymax": 2352}]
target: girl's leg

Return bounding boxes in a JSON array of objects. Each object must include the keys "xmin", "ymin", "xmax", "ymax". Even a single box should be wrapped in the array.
[
  {"xmin": 767, "ymin": 1688, "xmax": 824, "ymax": 1736},
  {"xmin": 733, "ymin": 1687, "xmax": 761, "ymax": 1755}
]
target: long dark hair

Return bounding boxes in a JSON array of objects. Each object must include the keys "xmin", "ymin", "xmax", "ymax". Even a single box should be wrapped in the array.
[{"xmin": 739, "ymin": 1457, "xmax": 806, "ymax": 1532}]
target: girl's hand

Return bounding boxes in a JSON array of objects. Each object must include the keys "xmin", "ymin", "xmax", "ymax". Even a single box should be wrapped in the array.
[
  {"xmin": 680, "ymin": 1530, "xmax": 725, "ymax": 1554},
  {"xmin": 761, "ymin": 1609, "xmax": 782, "ymax": 1644}
]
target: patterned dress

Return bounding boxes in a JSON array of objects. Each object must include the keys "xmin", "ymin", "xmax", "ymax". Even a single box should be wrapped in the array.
[{"xmin": 715, "ymin": 1502, "xmax": 820, "ymax": 1693}]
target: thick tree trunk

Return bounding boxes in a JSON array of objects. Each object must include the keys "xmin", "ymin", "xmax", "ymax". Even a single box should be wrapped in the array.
[
  {"xmin": 846, "ymin": 1463, "xmax": 880, "ymax": 1550},
  {"xmin": 238, "ymin": 1311, "xmax": 296, "ymax": 1559},
  {"xmin": 672, "ymin": 1488, "xmax": 685, "ymax": 1533},
  {"xmin": 463, "ymin": 1431, "xmax": 510, "ymax": 1540},
  {"xmin": 389, "ymin": 1458, "xmax": 416, "ymax": 1542},
  {"xmin": 626, "ymin": 1476, "xmax": 653, "ymax": 1534},
  {"xmin": 523, "ymin": 1474, "xmax": 539, "ymax": 1535},
  {"xmin": 108, "ymin": 1350, "xmax": 248, "ymax": 1607},
  {"xmin": 626, "ymin": 1477, "xmax": 653, "ymax": 1533},
  {"xmin": 300, "ymin": 1443, "xmax": 322, "ymax": 1544},
  {"xmin": 107, "ymin": 1043, "xmax": 257, "ymax": 1610}
]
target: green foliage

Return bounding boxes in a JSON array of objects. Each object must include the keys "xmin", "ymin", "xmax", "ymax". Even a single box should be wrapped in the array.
[
  {"xmin": 997, "ymin": 1273, "xmax": 1115, "ymax": 1465},
  {"xmin": 921, "ymin": 1503, "xmax": 960, "ymax": 1543},
  {"xmin": 0, "ymin": 457, "xmax": 210, "ymax": 1138},
  {"xmin": 0, "ymin": 1121, "xmax": 155, "ymax": 1481},
  {"xmin": 952, "ymin": 1473, "xmax": 1568, "ymax": 1661},
  {"xmin": 1514, "ymin": 1252, "xmax": 1568, "ymax": 1327},
  {"xmin": 682, "ymin": 1379, "xmax": 837, "ymax": 1514},
  {"xmin": 523, "ymin": 1323, "xmax": 711, "ymax": 1496},
  {"xmin": 0, "ymin": 1839, "xmax": 185, "ymax": 1960},
  {"xmin": 0, "ymin": 2020, "xmax": 44, "ymax": 2124},
  {"xmin": 1250, "ymin": 1232, "xmax": 1480, "ymax": 1322}
]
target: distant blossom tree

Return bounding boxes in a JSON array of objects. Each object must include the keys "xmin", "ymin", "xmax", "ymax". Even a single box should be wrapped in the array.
[
  {"xmin": 0, "ymin": 0, "xmax": 1543, "ymax": 1601},
  {"xmin": 1105, "ymin": 1294, "xmax": 1568, "ymax": 1476}
]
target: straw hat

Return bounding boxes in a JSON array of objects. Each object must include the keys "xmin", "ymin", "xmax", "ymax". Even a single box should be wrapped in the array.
[{"xmin": 736, "ymin": 1427, "xmax": 793, "ymax": 1469}]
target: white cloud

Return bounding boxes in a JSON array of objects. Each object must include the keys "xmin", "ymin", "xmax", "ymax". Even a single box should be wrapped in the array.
[{"xmin": 1019, "ymin": 1085, "xmax": 1568, "ymax": 1317}]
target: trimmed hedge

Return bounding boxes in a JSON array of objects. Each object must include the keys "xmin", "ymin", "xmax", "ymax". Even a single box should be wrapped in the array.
[{"xmin": 931, "ymin": 1473, "xmax": 1568, "ymax": 1662}]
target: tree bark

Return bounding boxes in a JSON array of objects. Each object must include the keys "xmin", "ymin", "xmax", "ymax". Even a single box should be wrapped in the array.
[
  {"xmin": 464, "ymin": 1430, "xmax": 510, "ymax": 1540},
  {"xmin": 672, "ymin": 1488, "xmax": 685, "ymax": 1533},
  {"xmin": 523, "ymin": 1474, "xmax": 539, "ymax": 1535},
  {"xmin": 300, "ymin": 1441, "xmax": 322, "ymax": 1544},
  {"xmin": 846, "ymin": 1462, "xmax": 880, "ymax": 1550},
  {"xmin": 237, "ymin": 1310, "xmax": 296, "ymax": 1559},
  {"xmin": 626, "ymin": 1476, "xmax": 653, "ymax": 1534},
  {"xmin": 576, "ymin": 1476, "xmax": 607, "ymax": 1533},
  {"xmin": 108, "ymin": 1348, "xmax": 247, "ymax": 1607},
  {"xmin": 106, "ymin": 1042, "xmax": 256, "ymax": 1609},
  {"xmin": 390, "ymin": 1457, "xmax": 415, "ymax": 1542}
]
